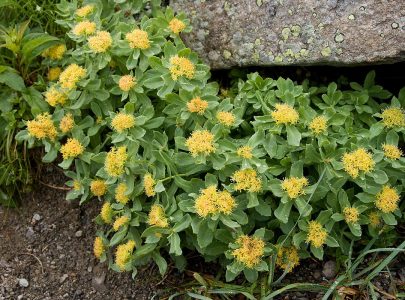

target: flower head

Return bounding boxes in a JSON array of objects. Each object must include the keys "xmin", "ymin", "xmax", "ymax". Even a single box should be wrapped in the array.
[
  {"xmin": 216, "ymin": 111, "xmax": 236, "ymax": 126},
  {"xmin": 368, "ymin": 211, "xmax": 381, "ymax": 228},
  {"xmin": 271, "ymin": 103, "xmax": 299, "ymax": 125},
  {"xmin": 115, "ymin": 183, "xmax": 129, "ymax": 204},
  {"xmin": 143, "ymin": 173, "xmax": 156, "ymax": 197},
  {"xmin": 381, "ymin": 107, "xmax": 405, "ymax": 128},
  {"xmin": 88, "ymin": 31, "xmax": 112, "ymax": 53},
  {"xmin": 382, "ymin": 144, "xmax": 402, "ymax": 160},
  {"xmin": 59, "ymin": 113, "xmax": 74, "ymax": 133},
  {"xmin": 169, "ymin": 55, "xmax": 195, "ymax": 80},
  {"xmin": 100, "ymin": 202, "xmax": 113, "ymax": 224},
  {"xmin": 118, "ymin": 75, "xmax": 136, "ymax": 92},
  {"xmin": 276, "ymin": 246, "xmax": 300, "ymax": 272},
  {"xmin": 169, "ymin": 18, "xmax": 186, "ymax": 34},
  {"xmin": 93, "ymin": 236, "xmax": 104, "ymax": 259},
  {"xmin": 113, "ymin": 216, "xmax": 129, "ymax": 231},
  {"xmin": 194, "ymin": 186, "xmax": 236, "ymax": 217},
  {"xmin": 342, "ymin": 148, "xmax": 375, "ymax": 178},
  {"xmin": 47, "ymin": 67, "xmax": 61, "ymax": 81},
  {"xmin": 73, "ymin": 180, "xmax": 81, "ymax": 191},
  {"xmin": 60, "ymin": 138, "xmax": 84, "ymax": 159},
  {"xmin": 185, "ymin": 130, "xmax": 215, "ymax": 157},
  {"xmin": 125, "ymin": 29, "xmax": 150, "ymax": 49},
  {"xmin": 111, "ymin": 113, "xmax": 135, "ymax": 133},
  {"xmin": 232, "ymin": 235, "xmax": 265, "ymax": 268},
  {"xmin": 236, "ymin": 146, "xmax": 253, "ymax": 159},
  {"xmin": 59, "ymin": 64, "xmax": 86, "ymax": 90},
  {"xmin": 72, "ymin": 21, "xmax": 96, "ymax": 36},
  {"xmin": 343, "ymin": 207, "xmax": 359, "ymax": 223},
  {"xmin": 309, "ymin": 116, "xmax": 327, "ymax": 134},
  {"xmin": 115, "ymin": 240, "xmax": 136, "ymax": 270},
  {"xmin": 27, "ymin": 113, "xmax": 57, "ymax": 140},
  {"xmin": 376, "ymin": 185, "xmax": 400, "ymax": 213},
  {"xmin": 306, "ymin": 221, "xmax": 328, "ymax": 248},
  {"xmin": 44, "ymin": 87, "xmax": 67, "ymax": 107},
  {"xmin": 281, "ymin": 177, "xmax": 308, "ymax": 199},
  {"xmin": 76, "ymin": 4, "xmax": 94, "ymax": 17},
  {"xmin": 105, "ymin": 146, "xmax": 127, "ymax": 177},
  {"xmin": 187, "ymin": 97, "xmax": 208, "ymax": 114},
  {"xmin": 232, "ymin": 169, "xmax": 262, "ymax": 193},
  {"xmin": 91, "ymin": 179, "xmax": 107, "ymax": 197},
  {"xmin": 148, "ymin": 204, "xmax": 169, "ymax": 228},
  {"xmin": 42, "ymin": 44, "xmax": 66, "ymax": 60}
]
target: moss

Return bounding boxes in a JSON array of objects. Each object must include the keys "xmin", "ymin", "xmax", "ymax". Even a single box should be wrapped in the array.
[
  {"xmin": 348, "ymin": 14, "xmax": 355, "ymax": 20},
  {"xmin": 334, "ymin": 33, "xmax": 344, "ymax": 43},
  {"xmin": 291, "ymin": 25, "xmax": 301, "ymax": 37},
  {"xmin": 223, "ymin": 50, "xmax": 232, "ymax": 59},
  {"xmin": 281, "ymin": 27, "xmax": 290, "ymax": 40},
  {"xmin": 275, "ymin": 55, "xmax": 283, "ymax": 63},
  {"xmin": 321, "ymin": 47, "xmax": 332, "ymax": 57},
  {"xmin": 391, "ymin": 22, "xmax": 399, "ymax": 29}
]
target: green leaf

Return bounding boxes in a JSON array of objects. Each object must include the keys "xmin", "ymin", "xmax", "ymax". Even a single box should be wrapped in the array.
[
  {"xmin": 21, "ymin": 33, "xmax": 60, "ymax": 64},
  {"xmin": 274, "ymin": 201, "xmax": 292, "ymax": 224},
  {"xmin": 109, "ymin": 228, "xmax": 128, "ymax": 247},
  {"xmin": 172, "ymin": 214, "xmax": 191, "ymax": 232},
  {"xmin": 0, "ymin": 71, "xmax": 25, "ymax": 91},
  {"xmin": 197, "ymin": 221, "xmax": 214, "ymax": 248},
  {"xmin": 152, "ymin": 251, "xmax": 167, "ymax": 275},
  {"xmin": 168, "ymin": 233, "xmax": 182, "ymax": 256},
  {"xmin": 286, "ymin": 125, "xmax": 301, "ymax": 146}
]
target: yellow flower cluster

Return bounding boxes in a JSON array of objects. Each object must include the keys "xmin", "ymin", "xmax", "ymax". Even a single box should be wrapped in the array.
[
  {"xmin": 60, "ymin": 138, "xmax": 84, "ymax": 159},
  {"xmin": 185, "ymin": 130, "xmax": 216, "ymax": 157},
  {"xmin": 88, "ymin": 31, "xmax": 112, "ymax": 53},
  {"xmin": 93, "ymin": 236, "xmax": 104, "ymax": 259},
  {"xmin": 281, "ymin": 177, "xmax": 308, "ymax": 199},
  {"xmin": 143, "ymin": 173, "xmax": 156, "ymax": 197},
  {"xmin": 72, "ymin": 21, "xmax": 96, "ymax": 36},
  {"xmin": 376, "ymin": 185, "xmax": 400, "ymax": 213},
  {"xmin": 309, "ymin": 116, "xmax": 327, "ymax": 134},
  {"xmin": 59, "ymin": 64, "xmax": 86, "ymax": 90},
  {"xmin": 42, "ymin": 44, "xmax": 66, "ymax": 60},
  {"xmin": 76, "ymin": 4, "xmax": 94, "ymax": 17},
  {"xmin": 27, "ymin": 113, "xmax": 57, "ymax": 140},
  {"xmin": 113, "ymin": 216, "xmax": 129, "ymax": 231},
  {"xmin": 271, "ymin": 103, "xmax": 299, "ymax": 125},
  {"xmin": 368, "ymin": 212, "xmax": 381, "ymax": 228},
  {"xmin": 115, "ymin": 240, "xmax": 136, "ymax": 271},
  {"xmin": 59, "ymin": 113, "xmax": 74, "ymax": 133},
  {"xmin": 44, "ymin": 87, "xmax": 67, "ymax": 107},
  {"xmin": 169, "ymin": 55, "xmax": 195, "ymax": 80},
  {"xmin": 148, "ymin": 204, "xmax": 169, "ymax": 228},
  {"xmin": 125, "ymin": 29, "xmax": 150, "ymax": 50},
  {"xmin": 306, "ymin": 221, "xmax": 328, "ymax": 248},
  {"xmin": 382, "ymin": 144, "xmax": 402, "ymax": 160},
  {"xmin": 47, "ymin": 67, "xmax": 61, "ymax": 81},
  {"xmin": 187, "ymin": 97, "xmax": 208, "ymax": 114},
  {"xmin": 343, "ymin": 207, "xmax": 359, "ymax": 223},
  {"xmin": 232, "ymin": 235, "xmax": 265, "ymax": 268},
  {"xmin": 381, "ymin": 107, "xmax": 405, "ymax": 128},
  {"xmin": 216, "ymin": 111, "xmax": 236, "ymax": 126},
  {"xmin": 91, "ymin": 179, "xmax": 107, "ymax": 197},
  {"xmin": 276, "ymin": 246, "xmax": 300, "ymax": 272},
  {"xmin": 342, "ymin": 148, "xmax": 375, "ymax": 178},
  {"xmin": 232, "ymin": 169, "xmax": 262, "ymax": 192},
  {"xmin": 118, "ymin": 75, "xmax": 136, "ymax": 92},
  {"xmin": 236, "ymin": 146, "xmax": 253, "ymax": 159},
  {"xmin": 169, "ymin": 18, "xmax": 186, "ymax": 34},
  {"xmin": 73, "ymin": 180, "xmax": 81, "ymax": 191},
  {"xmin": 105, "ymin": 146, "xmax": 127, "ymax": 177},
  {"xmin": 115, "ymin": 183, "xmax": 129, "ymax": 204},
  {"xmin": 111, "ymin": 112, "xmax": 136, "ymax": 133},
  {"xmin": 100, "ymin": 202, "xmax": 113, "ymax": 224},
  {"xmin": 194, "ymin": 186, "xmax": 236, "ymax": 217}
]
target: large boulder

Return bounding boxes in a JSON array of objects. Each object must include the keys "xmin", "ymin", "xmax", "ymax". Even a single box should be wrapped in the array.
[{"xmin": 171, "ymin": 0, "xmax": 405, "ymax": 69}]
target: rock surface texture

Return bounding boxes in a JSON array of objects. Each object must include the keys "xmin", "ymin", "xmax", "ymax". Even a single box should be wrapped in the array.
[{"xmin": 171, "ymin": 0, "xmax": 405, "ymax": 69}]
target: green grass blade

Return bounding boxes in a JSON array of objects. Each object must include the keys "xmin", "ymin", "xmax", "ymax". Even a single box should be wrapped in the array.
[{"xmin": 263, "ymin": 283, "xmax": 328, "ymax": 300}]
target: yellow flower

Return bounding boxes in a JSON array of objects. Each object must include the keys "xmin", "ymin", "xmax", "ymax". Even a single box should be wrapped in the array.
[
  {"xmin": 115, "ymin": 183, "xmax": 129, "ymax": 204},
  {"xmin": 232, "ymin": 235, "xmax": 265, "ymax": 268},
  {"xmin": 376, "ymin": 185, "xmax": 400, "ymax": 213},
  {"xmin": 276, "ymin": 246, "xmax": 300, "ymax": 272},
  {"xmin": 309, "ymin": 116, "xmax": 327, "ymax": 134},
  {"xmin": 60, "ymin": 138, "xmax": 84, "ymax": 159},
  {"xmin": 236, "ymin": 146, "xmax": 253, "ymax": 159},
  {"xmin": 382, "ymin": 144, "xmax": 402, "ymax": 160},
  {"xmin": 342, "ymin": 148, "xmax": 375, "ymax": 178},
  {"xmin": 42, "ymin": 44, "xmax": 66, "ymax": 60},
  {"xmin": 91, "ymin": 179, "xmax": 107, "ymax": 197},
  {"xmin": 185, "ymin": 130, "xmax": 216, "ymax": 157},
  {"xmin": 271, "ymin": 103, "xmax": 299, "ymax": 125},
  {"xmin": 115, "ymin": 240, "xmax": 136, "ymax": 271},
  {"xmin": 58, "ymin": 64, "xmax": 86, "ymax": 90},
  {"xmin": 232, "ymin": 169, "xmax": 262, "ymax": 193},
  {"xmin": 47, "ymin": 67, "xmax": 61, "ymax": 81},
  {"xmin": 148, "ymin": 204, "xmax": 169, "ymax": 228},
  {"xmin": 27, "ymin": 113, "xmax": 57, "ymax": 140},
  {"xmin": 125, "ymin": 29, "xmax": 150, "ymax": 49},
  {"xmin": 105, "ymin": 146, "xmax": 127, "ymax": 177},
  {"xmin": 88, "ymin": 31, "xmax": 112, "ymax": 53},
  {"xmin": 281, "ymin": 177, "xmax": 308, "ymax": 199},
  {"xmin": 368, "ymin": 212, "xmax": 381, "ymax": 228},
  {"xmin": 343, "ymin": 207, "xmax": 359, "ymax": 224},
  {"xmin": 72, "ymin": 21, "xmax": 96, "ymax": 36},
  {"xmin": 111, "ymin": 112, "xmax": 136, "ymax": 133},
  {"xmin": 113, "ymin": 216, "xmax": 129, "ymax": 231},
  {"xmin": 73, "ymin": 180, "xmax": 81, "ymax": 191},
  {"xmin": 118, "ymin": 75, "xmax": 136, "ymax": 92},
  {"xmin": 216, "ymin": 111, "xmax": 236, "ymax": 126},
  {"xmin": 100, "ymin": 202, "xmax": 113, "ymax": 224},
  {"xmin": 93, "ymin": 236, "xmax": 104, "ymax": 259},
  {"xmin": 169, "ymin": 55, "xmax": 195, "ymax": 80},
  {"xmin": 187, "ymin": 97, "xmax": 208, "ymax": 114},
  {"xmin": 44, "ymin": 87, "xmax": 67, "ymax": 107},
  {"xmin": 76, "ymin": 4, "xmax": 94, "ymax": 17},
  {"xmin": 143, "ymin": 173, "xmax": 156, "ymax": 197},
  {"xmin": 59, "ymin": 113, "xmax": 74, "ymax": 133},
  {"xmin": 194, "ymin": 186, "xmax": 236, "ymax": 217},
  {"xmin": 381, "ymin": 107, "xmax": 405, "ymax": 128},
  {"xmin": 169, "ymin": 18, "xmax": 186, "ymax": 34},
  {"xmin": 306, "ymin": 221, "xmax": 328, "ymax": 248}
]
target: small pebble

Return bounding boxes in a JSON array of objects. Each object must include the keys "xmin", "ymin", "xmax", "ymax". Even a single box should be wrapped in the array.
[
  {"xmin": 75, "ymin": 230, "xmax": 83, "ymax": 238},
  {"xmin": 87, "ymin": 266, "xmax": 93, "ymax": 272},
  {"xmin": 313, "ymin": 270, "xmax": 322, "ymax": 280},
  {"xmin": 18, "ymin": 278, "xmax": 29, "ymax": 288},
  {"xmin": 322, "ymin": 261, "xmax": 337, "ymax": 279},
  {"xmin": 60, "ymin": 274, "xmax": 68, "ymax": 284},
  {"xmin": 32, "ymin": 213, "xmax": 42, "ymax": 222},
  {"xmin": 18, "ymin": 295, "xmax": 23, "ymax": 300}
]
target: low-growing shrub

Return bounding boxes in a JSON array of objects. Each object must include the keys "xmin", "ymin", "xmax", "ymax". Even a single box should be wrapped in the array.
[{"xmin": 16, "ymin": 0, "xmax": 404, "ymax": 283}]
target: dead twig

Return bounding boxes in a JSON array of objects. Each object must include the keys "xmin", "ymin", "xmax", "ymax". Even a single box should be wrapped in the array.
[
  {"xmin": 38, "ymin": 180, "xmax": 71, "ymax": 191},
  {"xmin": 18, "ymin": 252, "xmax": 45, "ymax": 274}
]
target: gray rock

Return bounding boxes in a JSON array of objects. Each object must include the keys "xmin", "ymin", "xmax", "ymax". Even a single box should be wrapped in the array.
[
  {"xmin": 75, "ymin": 230, "xmax": 83, "ymax": 238},
  {"xmin": 171, "ymin": 0, "xmax": 405, "ymax": 69},
  {"xmin": 322, "ymin": 260, "xmax": 337, "ymax": 279},
  {"xmin": 91, "ymin": 264, "xmax": 106, "ymax": 291},
  {"xmin": 17, "ymin": 295, "xmax": 24, "ymax": 300},
  {"xmin": 60, "ymin": 274, "xmax": 68, "ymax": 284},
  {"xmin": 26, "ymin": 227, "xmax": 35, "ymax": 238},
  {"xmin": 18, "ymin": 278, "xmax": 29, "ymax": 288},
  {"xmin": 32, "ymin": 213, "xmax": 41, "ymax": 223},
  {"xmin": 312, "ymin": 270, "xmax": 322, "ymax": 280}
]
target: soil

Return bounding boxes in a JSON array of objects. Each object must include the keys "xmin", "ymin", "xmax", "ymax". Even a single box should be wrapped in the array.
[{"xmin": 1, "ymin": 165, "xmax": 404, "ymax": 300}]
